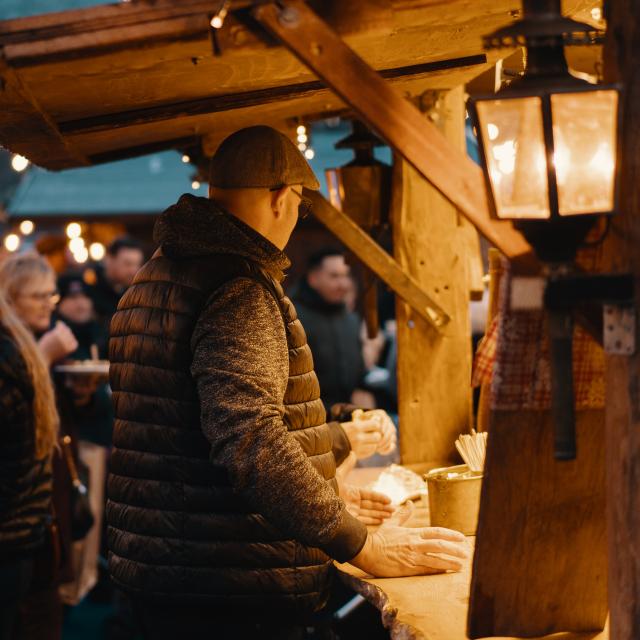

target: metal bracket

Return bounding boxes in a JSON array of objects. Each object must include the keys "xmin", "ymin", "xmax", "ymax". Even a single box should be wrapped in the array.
[{"xmin": 603, "ymin": 305, "xmax": 636, "ymax": 355}]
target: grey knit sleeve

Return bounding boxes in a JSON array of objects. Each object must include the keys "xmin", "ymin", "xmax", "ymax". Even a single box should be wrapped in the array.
[{"xmin": 190, "ymin": 277, "xmax": 367, "ymax": 561}]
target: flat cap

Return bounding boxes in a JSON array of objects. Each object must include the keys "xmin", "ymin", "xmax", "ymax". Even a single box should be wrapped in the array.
[{"xmin": 209, "ymin": 125, "xmax": 320, "ymax": 190}]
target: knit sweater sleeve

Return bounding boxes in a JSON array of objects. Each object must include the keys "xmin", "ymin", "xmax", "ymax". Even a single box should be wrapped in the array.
[{"xmin": 190, "ymin": 277, "xmax": 367, "ymax": 562}]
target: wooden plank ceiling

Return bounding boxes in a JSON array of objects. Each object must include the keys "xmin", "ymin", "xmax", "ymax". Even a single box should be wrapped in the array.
[{"xmin": 0, "ymin": 0, "xmax": 600, "ymax": 170}]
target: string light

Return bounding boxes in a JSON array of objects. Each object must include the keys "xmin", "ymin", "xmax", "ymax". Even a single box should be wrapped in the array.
[
  {"xmin": 89, "ymin": 242, "xmax": 106, "ymax": 261},
  {"xmin": 4, "ymin": 234, "xmax": 20, "ymax": 252},
  {"xmin": 295, "ymin": 123, "xmax": 315, "ymax": 160},
  {"xmin": 19, "ymin": 220, "xmax": 34, "ymax": 235},
  {"xmin": 192, "ymin": 180, "xmax": 201, "ymax": 190},
  {"xmin": 296, "ymin": 125, "xmax": 306, "ymax": 135},
  {"xmin": 69, "ymin": 237, "xmax": 85, "ymax": 254},
  {"xmin": 74, "ymin": 247, "xmax": 89, "ymax": 264},
  {"xmin": 66, "ymin": 222, "xmax": 82, "ymax": 239},
  {"xmin": 304, "ymin": 148, "xmax": 315, "ymax": 160},
  {"xmin": 11, "ymin": 154, "xmax": 29, "ymax": 172},
  {"xmin": 182, "ymin": 154, "xmax": 191, "ymax": 163},
  {"xmin": 210, "ymin": 0, "xmax": 229, "ymax": 29},
  {"xmin": 590, "ymin": 7, "xmax": 602, "ymax": 20}
]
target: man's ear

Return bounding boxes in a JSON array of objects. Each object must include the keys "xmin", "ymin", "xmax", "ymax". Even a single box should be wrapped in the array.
[{"xmin": 270, "ymin": 186, "xmax": 290, "ymax": 218}]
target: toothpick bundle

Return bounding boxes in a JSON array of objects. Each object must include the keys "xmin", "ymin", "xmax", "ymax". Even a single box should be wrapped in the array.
[{"xmin": 455, "ymin": 430, "xmax": 488, "ymax": 473}]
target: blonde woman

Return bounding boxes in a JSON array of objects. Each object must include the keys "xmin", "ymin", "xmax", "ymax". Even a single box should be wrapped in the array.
[
  {"xmin": 0, "ymin": 252, "xmax": 77, "ymax": 364},
  {"xmin": 0, "ymin": 286, "xmax": 59, "ymax": 640}
]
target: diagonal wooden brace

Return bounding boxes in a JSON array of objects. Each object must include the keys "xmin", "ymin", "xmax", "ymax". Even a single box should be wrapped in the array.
[
  {"xmin": 306, "ymin": 189, "xmax": 450, "ymax": 331},
  {"xmin": 253, "ymin": 0, "xmax": 538, "ymax": 274}
]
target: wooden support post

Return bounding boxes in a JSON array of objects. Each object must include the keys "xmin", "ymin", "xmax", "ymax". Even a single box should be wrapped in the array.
[
  {"xmin": 253, "ymin": 0, "xmax": 538, "ymax": 273},
  {"xmin": 602, "ymin": 2, "xmax": 640, "ymax": 637},
  {"xmin": 392, "ymin": 87, "xmax": 473, "ymax": 466},
  {"xmin": 307, "ymin": 190, "xmax": 450, "ymax": 331}
]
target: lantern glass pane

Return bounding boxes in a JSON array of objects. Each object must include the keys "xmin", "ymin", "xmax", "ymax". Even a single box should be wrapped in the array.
[
  {"xmin": 477, "ymin": 97, "xmax": 550, "ymax": 219},
  {"xmin": 325, "ymin": 169, "xmax": 344, "ymax": 210},
  {"xmin": 551, "ymin": 90, "xmax": 618, "ymax": 216}
]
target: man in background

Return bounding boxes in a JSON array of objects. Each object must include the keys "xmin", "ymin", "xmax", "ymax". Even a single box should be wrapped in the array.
[
  {"xmin": 90, "ymin": 237, "xmax": 143, "ymax": 332},
  {"xmin": 293, "ymin": 248, "xmax": 370, "ymax": 413}
]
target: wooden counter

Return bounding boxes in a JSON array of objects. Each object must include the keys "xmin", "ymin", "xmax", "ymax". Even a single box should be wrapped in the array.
[{"xmin": 337, "ymin": 467, "xmax": 609, "ymax": 640}]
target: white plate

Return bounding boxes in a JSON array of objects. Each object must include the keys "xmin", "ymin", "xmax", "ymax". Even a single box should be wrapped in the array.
[{"xmin": 54, "ymin": 362, "xmax": 110, "ymax": 375}]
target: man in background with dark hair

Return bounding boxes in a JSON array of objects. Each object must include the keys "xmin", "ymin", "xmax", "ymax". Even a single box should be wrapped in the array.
[
  {"xmin": 90, "ymin": 237, "xmax": 144, "ymax": 332},
  {"xmin": 293, "ymin": 248, "xmax": 368, "ymax": 413}
]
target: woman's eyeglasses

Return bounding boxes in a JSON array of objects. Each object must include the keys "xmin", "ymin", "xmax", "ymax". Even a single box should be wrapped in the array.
[{"xmin": 270, "ymin": 186, "xmax": 313, "ymax": 219}]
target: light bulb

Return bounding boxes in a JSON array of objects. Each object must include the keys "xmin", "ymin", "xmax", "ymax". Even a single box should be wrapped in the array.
[
  {"xmin": 89, "ymin": 242, "xmax": 106, "ymax": 261},
  {"xmin": 69, "ymin": 237, "xmax": 85, "ymax": 253},
  {"xmin": 74, "ymin": 247, "xmax": 89, "ymax": 263},
  {"xmin": 298, "ymin": 143, "xmax": 307, "ymax": 151},
  {"xmin": 297, "ymin": 133, "xmax": 308, "ymax": 144},
  {"xmin": 4, "ymin": 234, "xmax": 20, "ymax": 252},
  {"xmin": 304, "ymin": 148, "xmax": 315, "ymax": 160},
  {"xmin": 11, "ymin": 155, "xmax": 29, "ymax": 172},
  {"xmin": 192, "ymin": 180, "xmax": 201, "ymax": 190},
  {"xmin": 19, "ymin": 220, "xmax": 34, "ymax": 235},
  {"xmin": 591, "ymin": 7, "xmax": 602, "ymax": 21},
  {"xmin": 182, "ymin": 154, "xmax": 190, "ymax": 163},
  {"xmin": 66, "ymin": 222, "xmax": 82, "ymax": 239},
  {"xmin": 296, "ymin": 125, "xmax": 306, "ymax": 135}
]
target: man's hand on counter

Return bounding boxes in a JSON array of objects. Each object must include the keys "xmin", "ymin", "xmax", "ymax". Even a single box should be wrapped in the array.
[{"xmin": 349, "ymin": 503, "xmax": 469, "ymax": 578}]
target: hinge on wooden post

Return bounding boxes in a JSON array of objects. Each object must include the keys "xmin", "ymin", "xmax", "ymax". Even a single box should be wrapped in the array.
[{"xmin": 603, "ymin": 305, "xmax": 636, "ymax": 355}]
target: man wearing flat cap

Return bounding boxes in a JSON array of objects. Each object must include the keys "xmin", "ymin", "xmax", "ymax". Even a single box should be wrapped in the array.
[{"xmin": 106, "ymin": 125, "xmax": 467, "ymax": 638}]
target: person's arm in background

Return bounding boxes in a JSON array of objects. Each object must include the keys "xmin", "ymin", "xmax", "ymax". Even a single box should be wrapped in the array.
[{"xmin": 191, "ymin": 278, "xmax": 367, "ymax": 562}]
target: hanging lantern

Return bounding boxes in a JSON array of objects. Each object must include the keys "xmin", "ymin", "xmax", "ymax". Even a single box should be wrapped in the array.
[{"xmin": 468, "ymin": 0, "xmax": 621, "ymax": 264}]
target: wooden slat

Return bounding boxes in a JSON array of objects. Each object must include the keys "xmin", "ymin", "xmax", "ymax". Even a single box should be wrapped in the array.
[
  {"xmin": 253, "ymin": 0, "xmax": 537, "ymax": 270},
  {"xmin": 306, "ymin": 189, "xmax": 450, "ymax": 331}
]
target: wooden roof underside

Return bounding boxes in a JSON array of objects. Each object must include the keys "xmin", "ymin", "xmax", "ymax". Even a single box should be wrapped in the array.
[{"xmin": 0, "ymin": 0, "xmax": 600, "ymax": 171}]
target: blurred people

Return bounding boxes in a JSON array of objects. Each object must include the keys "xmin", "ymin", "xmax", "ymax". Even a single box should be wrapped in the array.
[
  {"xmin": 292, "ymin": 248, "xmax": 369, "ymax": 413},
  {"xmin": 55, "ymin": 273, "xmax": 112, "ymax": 605},
  {"xmin": 0, "ymin": 260, "xmax": 64, "ymax": 640},
  {"xmin": 90, "ymin": 238, "xmax": 143, "ymax": 332}
]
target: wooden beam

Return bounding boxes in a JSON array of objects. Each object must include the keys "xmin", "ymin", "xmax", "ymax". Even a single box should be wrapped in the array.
[
  {"xmin": 254, "ymin": 0, "xmax": 537, "ymax": 271},
  {"xmin": 57, "ymin": 55, "xmax": 486, "ymax": 135},
  {"xmin": 602, "ymin": 1, "xmax": 640, "ymax": 638},
  {"xmin": 306, "ymin": 189, "xmax": 451, "ymax": 331}
]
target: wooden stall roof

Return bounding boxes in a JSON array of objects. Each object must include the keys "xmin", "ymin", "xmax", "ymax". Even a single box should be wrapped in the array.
[{"xmin": 0, "ymin": 0, "xmax": 600, "ymax": 171}]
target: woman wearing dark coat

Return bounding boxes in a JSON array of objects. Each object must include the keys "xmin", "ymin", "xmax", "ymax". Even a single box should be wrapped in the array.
[{"xmin": 0, "ymin": 286, "xmax": 59, "ymax": 640}]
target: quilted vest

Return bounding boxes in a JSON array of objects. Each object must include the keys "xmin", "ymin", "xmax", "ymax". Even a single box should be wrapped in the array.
[{"xmin": 106, "ymin": 251, "xmax": 337, "ymax": 616}]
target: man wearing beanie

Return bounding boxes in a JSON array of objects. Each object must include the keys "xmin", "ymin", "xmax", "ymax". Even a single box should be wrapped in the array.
[{"xmin": 106, "ymin": 126, "xmax": 467, "ymax": 639}]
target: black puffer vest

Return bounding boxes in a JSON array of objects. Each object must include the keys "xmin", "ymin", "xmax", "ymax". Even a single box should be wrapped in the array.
[{"xmin": 107, "ymin": 201, "xmax": 336, "ymax": 615}]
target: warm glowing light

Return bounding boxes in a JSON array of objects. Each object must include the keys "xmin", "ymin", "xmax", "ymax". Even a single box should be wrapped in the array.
[
  {"xmin": 591, "ymin": 7, "xmax": 602, "ymax": 21},
  {"xmin": 89, "ymin": 242, "xmax": 106, "ymax": 261},
  {"xmin": 4, "ymin": 234, "xmax": 20, "ymax": 252},
  {"xmin": 589, "ymin": 144, "xmax": 615, "ymax": 175},
  {"xmin": 74, "ymin": 247, "xmax": 89, "ymax": 263},
  {"xmin": 297, "ymin": 134, "xmax": 308, "ymax": 144},
  {"xmin": 553, "ymin": 146, "xmax": 571, "ymax": 185},
  {"xmin": 210, "ymin": 3, "xmax": 228, "ymax": 29},
  {"xmin": 492, "ymin": 140, "xmax": 516, "ymax": 175},
  {"xmin": 19, "ymin": 220, "xmax": 34, "ymax": 235},
  {"xmin": 192, "ymin": 180, "xmax": 201, "ymax": 190},
  {"xmin": 11, "ymin": 155, "xmax": 29, "ymax": 172},
  {"xmin": 487, "ymin": 123, "xmax": 500, "ymax": 141},
  {"xmin": 181, "ymin": 154, "xmax": 190, "ymax": 163},
  {"xmin": 296, "ymin": 125, "xmax": 306, "ymax": 135},
  {"xmin": 304, "ymin": 148, "xmax": 315, "ymax": 160},
  {"xmin": 211, "ymin": 15, "xmax": 223, "ymax": 28},
  {"xmin": 66, "ymin": 223, "xmax": 82, "ymax": 239},
  {"xmin": 298, "ymin": 143, "xmax": 307, "ymax": 151},
  {"xmin": 69, "ymin": 237, "xmax": 85, "ymax": 253}
]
